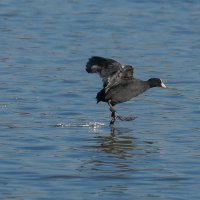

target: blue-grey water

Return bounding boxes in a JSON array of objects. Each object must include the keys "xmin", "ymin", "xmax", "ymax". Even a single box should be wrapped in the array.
[{"xmin": 0, "ymin": 0, "xmax": 200, "ymax": 199}]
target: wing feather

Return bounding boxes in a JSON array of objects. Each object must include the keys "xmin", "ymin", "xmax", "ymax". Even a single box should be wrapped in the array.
[
  {"xmin": 86, "ymin": 56, "xmax": 122, "ymax": 85},
  {"xmin": 105, "ymin": 65, "xmax": 134, "ymax": 92},
  {"xmin": 86, "ymin": 56, "xmax": 134, "ymax": 89}
]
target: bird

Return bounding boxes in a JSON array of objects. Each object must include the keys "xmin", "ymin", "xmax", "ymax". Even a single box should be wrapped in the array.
[{"xmin": 86, "ymin": 56, "xmax": 166, "ymax": 125}]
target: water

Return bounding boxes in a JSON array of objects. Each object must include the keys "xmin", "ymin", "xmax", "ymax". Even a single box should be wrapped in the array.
[{"xmin": 0, "ymin": 0, "xmax": 200, "ymax": 199}]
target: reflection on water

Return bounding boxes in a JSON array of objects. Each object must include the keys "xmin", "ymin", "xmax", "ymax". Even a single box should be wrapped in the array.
[
  {"xmin": 77, "ymin": 126, "xmax": 166, "ymax": 199},
  {"xmin": 97, "ymin": 127, "xmax": 135, "ymax": 159},
  {"xmin": 81, "ymin": 126, "xmax": 161, "ymax": 176},
  {"xmin": 1, "ymin": 0, "xmax": 200, "ymax": 199}
]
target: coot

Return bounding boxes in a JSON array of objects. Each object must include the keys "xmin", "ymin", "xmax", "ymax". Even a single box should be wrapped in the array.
[{"xmin": 86, "ymin": 56, "xmax": 166, "ymax": 125}]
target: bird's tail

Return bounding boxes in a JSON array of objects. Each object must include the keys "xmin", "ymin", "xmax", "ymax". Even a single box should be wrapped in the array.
[{"xmin": 96, "ymin": 88, "xmax": 106, "ymax": 103}]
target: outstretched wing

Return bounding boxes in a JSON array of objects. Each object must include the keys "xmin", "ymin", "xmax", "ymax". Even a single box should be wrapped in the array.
[
  {"xmin": 105, "ymin": 65, "xmax": 134, "ymax": 92},
  {"xmin": 86, "ymin": 56, "xmax": 122, "ymax": 85}
]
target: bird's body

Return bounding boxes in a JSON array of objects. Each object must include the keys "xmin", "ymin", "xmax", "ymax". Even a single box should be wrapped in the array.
[
  {"xmin": 86, "ymin": 56, "xmax": 166, "ymax": 125},
  {"xmin": 97, "ymin": 78, "xmax": 149, "ymax": 105}
]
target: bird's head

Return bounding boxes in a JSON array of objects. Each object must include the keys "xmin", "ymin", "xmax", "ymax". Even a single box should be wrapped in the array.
[{"xmin": 148, "ymin": 78, "xmax": 166, "ymax": 88}]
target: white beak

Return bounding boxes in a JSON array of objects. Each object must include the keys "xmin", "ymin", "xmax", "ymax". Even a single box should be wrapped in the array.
[{"xmin": 161, "ymin": 80, "xmax": 167, "ymax": 88}]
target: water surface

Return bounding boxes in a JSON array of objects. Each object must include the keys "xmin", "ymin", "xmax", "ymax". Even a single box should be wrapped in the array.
[{"xmin": 0, "ymin": 0, "xmax": 200, "ymax": 199}]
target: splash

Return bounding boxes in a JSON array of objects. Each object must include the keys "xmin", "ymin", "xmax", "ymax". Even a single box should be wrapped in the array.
[{"xmin": 54, "ymin": 122, "xmax": 106, "ymax": 129}]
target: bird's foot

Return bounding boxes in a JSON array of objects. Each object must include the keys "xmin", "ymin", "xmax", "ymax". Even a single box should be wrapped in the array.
[
  {"xmin": 117, "ymin": 115, "xmax": 137, "ymax": 121},
  {"xmin": 109, "ymin": 118, "xmax": 115, "ymax": 126},
  {"xmin": 109, "ymin": 111, "xmax": 118, "ymax": 126},
  {"xmin": 109, "ymin": 112, "xmax": 137, "ymax": 125}
]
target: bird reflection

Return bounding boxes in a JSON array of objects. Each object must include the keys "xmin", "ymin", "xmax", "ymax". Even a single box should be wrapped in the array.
[
  {"xmin": 96, "ymin": 126, "xmax": 135, "ymax": 159},
  {"xmin": 79, "ymin": 126, "xmax": 161, "ymax": 181},
  {"xmin": 78, "ymin": 126, "xmax": 136, "ymax": 175}
]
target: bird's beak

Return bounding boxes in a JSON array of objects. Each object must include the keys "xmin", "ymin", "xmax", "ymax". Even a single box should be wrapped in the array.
[{"xmin": 161, "ymin": 80, "xmax": 167, "ymax": 88}]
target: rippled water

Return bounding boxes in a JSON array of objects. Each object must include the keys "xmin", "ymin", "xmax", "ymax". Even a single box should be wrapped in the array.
[{"xmin": 0, "ymin": 0, "xmax": 200, "ymax": 199}]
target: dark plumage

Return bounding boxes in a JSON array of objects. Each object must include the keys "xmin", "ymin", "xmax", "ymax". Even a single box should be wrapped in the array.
[{"xmin": 86, "ymin": 56, "xmax": 166, "ymax": 125}]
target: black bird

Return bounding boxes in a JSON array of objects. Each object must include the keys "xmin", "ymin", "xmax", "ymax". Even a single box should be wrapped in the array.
[{"xmin": 86, "ymin": 56, "xmax": 166, "ymax": 125}]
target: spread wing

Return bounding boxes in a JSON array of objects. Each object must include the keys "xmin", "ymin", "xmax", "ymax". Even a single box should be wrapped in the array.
[
  {"xmin": 86, "ymin": 56, "xmax": 134, "ymax": 88},
  {"xmin": 105, "ymin": 65, "xmax": 134, "ymax": 92},
  {"xmin": 86, "ymin": 56, "xmax": 122, "ymax": 85}
]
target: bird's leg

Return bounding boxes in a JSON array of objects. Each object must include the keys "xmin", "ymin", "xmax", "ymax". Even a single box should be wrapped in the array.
[
  {"xmin": 108, "ymin": 100, "xmax": 117, "ymax": 125},
  {"xmin": 108, "ymin": 100, "xmax": 137, "ymax": 125},
  {"xmin": 110, "ymin": 110, "xmax": 117, "ymax": 125}
]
